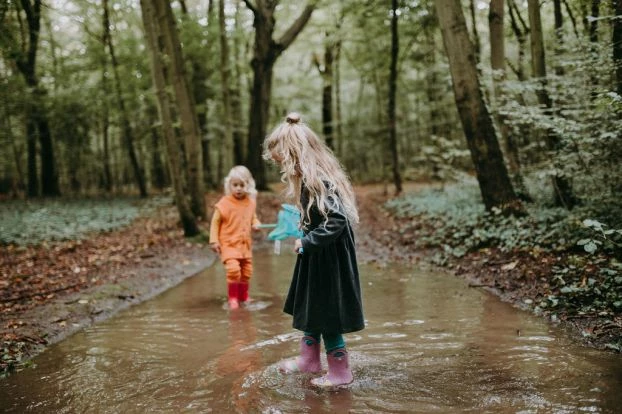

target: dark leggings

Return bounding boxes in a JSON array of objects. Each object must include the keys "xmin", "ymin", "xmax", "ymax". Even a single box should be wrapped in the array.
[{"xmin": 304, "ymin": 332, "xmax": 345, "ymax": 352}]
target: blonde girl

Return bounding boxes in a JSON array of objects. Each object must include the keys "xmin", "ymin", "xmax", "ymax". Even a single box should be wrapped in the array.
[
  {"xmin": 263, "ymin": 112, "xmax": 364, "ymax": 388},
  {"xmin": 209, "ymin": 165, "xmax": 261, "ymax": 309}
]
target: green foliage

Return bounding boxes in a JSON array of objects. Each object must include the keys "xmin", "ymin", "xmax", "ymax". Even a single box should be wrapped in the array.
[
  {"xmin": 497, "ymin": 38, "xmax": 622, "ymax": 207},
  {"xmin": 387, "ymin": 180, "xmax": 622, "ymax": 258},
  {"xmin": 577, "ymin": 219, "xmax": 622, "ymax": 254},
  {"xmin": 0, "ymin": 196, "xmax": 171, "ymax": 246},
  {"xmin": 541, "ymin": 257, "xmax": 622, "ymax": 318}
]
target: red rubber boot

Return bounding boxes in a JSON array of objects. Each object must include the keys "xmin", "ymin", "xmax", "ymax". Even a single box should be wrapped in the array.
[
  {"xmin": 278, "ymin": 336, "xmax": 322, "ymax": 374},
  {"xmin": 311, "ymin": 348, "xmax": 353, "ymax": 388},
  {"xmin": 238, "ymin": 282, "xmax": 250, "ymax": 303},
  {"xmin": 227, "ymin": 283, "xmax": 239, "ymax": 309}
]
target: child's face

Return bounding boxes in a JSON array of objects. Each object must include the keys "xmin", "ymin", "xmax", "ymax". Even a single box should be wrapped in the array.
[{"xmin": 230, "ymin": 178, "xmax": 247, "ymax": 199}]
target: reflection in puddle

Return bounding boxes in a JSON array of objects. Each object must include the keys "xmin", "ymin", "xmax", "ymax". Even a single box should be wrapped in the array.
[{"xmin": 1, "ymin": 247, "xmax": 621, "ymax": 413}]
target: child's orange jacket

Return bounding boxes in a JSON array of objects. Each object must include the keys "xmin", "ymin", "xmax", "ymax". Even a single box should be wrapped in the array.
[{"xmin": 209, "ymin": 195, "xmax": 259, "ymax": 261}]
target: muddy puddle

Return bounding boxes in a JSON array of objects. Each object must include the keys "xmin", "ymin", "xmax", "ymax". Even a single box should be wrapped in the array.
[{"xmin": 1, "ymin": 246, "xmax": 621, "ymax": 413}]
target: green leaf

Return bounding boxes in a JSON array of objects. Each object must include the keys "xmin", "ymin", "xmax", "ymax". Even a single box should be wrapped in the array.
[{"xmin": 584, "ymin": 241, "xmax": 598, "ymax": 254}]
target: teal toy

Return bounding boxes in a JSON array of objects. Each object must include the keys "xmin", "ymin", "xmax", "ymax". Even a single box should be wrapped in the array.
[{"xmin": 257, "ymin": 204, "xmax": 304, "ymax": 253}]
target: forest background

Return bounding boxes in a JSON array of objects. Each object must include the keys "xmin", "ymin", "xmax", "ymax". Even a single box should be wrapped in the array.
[{"xmin": 0, "ymin": 0, "xmax": 621, "ymax": 374}]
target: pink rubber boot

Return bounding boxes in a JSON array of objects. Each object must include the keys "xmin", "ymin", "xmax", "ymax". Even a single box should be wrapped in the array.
[
  {"xmin": 238, "ymin": 282, "xmax": 250, "ymax": 303},
  {"xmin": 311, "ymin": 348, "xmax": 353, "ymax": 388},
  {"xmin": 227, "ymin": 283, "xmax": 239, "ymax": 309},
  {"xmin": 278, "ymin": 336, "xmax": 322, "ymax": 374}
]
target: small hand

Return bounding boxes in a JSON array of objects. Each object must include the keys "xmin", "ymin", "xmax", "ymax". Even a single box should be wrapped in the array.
[
  {"xmin": 294, "ymin": 239, "xmax": 303, "ymax": 254},
  {"xmin": 252, "ymin": 224, "xmax": 261, "ymax": 231},
  {"xmin": 210, "ymin": 242, "xmax": 221, "ymax": 254}
]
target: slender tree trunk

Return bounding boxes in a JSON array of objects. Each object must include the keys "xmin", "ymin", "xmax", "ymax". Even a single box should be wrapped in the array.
[
  {"xmin": 508, "ymin": 0, "xmax": 528, "ymax": 81},
  {"xmin": 14, "ymin": 0, "xmax": 60, "ymax": 197},
  {"xmin": 101, "ymin": 10, "xmax": 112, "ymax": 192},
  {"xmin": 589, "ymin": 0, "xmax": 600, "ymax": 42},
  {"xmin": 179, "ymin": 1, "xmax": 214, "ymax": 189},
  {"xmin": 34, "ymin": 88, "xmax": 59, "ymax": 196},
  {"xmin": 153, "ymin": 0, "xmax": 205, "ymax": 219},
  {"xmin": 424, "ymin": 22, "xmax": 442, "ymax": 139},
  {"xmin": 103, "ymin": 0, "xmax": 147, "ymax": 197},
  {"xmin": 321, "ymin": 41, "xmax": 334, "ymax": 150},
  {"xmin": 243, "ymin": 0, "xmax": 315, "ymax": 190},
  {"xmin": 553, "ymin": 0, "xmax": 565, "ymax": 76},
  {"xmin": 613, "ymin": 0, "xmax": 622, "ymax": 95},
  {"xmin": 435, "ymin": 0, "xmax": 521, "ymax": 213},
  {"xmin": 230, "ymin": 0, "xmax": 245, "ymax": 165},
  {"xmin": 334, "ymin": 36, "xmax": 343, "ymax": 158},
  {"xmin": 26, "ymin": 106, "xmax": 38, "ymax": 196},
  {"xmin": 313, "ymin": 32, "xmax": 334, "ymax": 150},
  {"xmin": 562, "ymin": 0, "xmax": 580, "ymax": 39},
  {"xmin": 490, "ymin": 0, "xmax": 530, "ymax": 200},
  {"xmin": 218, "ymin": 0, "xmax": 234, "ymax": 172},
  {"xmin": 388, "ymin": 0, "xmax": 402, "ymax": 195},
  {"xmin": 148, "ymin": 105, "xmax": 168, "ymax": 190},
  {"xmin": 468, "ymin": 0, "xmax": 481, "ymax": 62},
  {"xmin": 140, "ymin": 0, "xmax": 199, "ymax": 236},
  {"xmin": 528, "ymin": 0, "xmax": 577, "ymax": 208}
]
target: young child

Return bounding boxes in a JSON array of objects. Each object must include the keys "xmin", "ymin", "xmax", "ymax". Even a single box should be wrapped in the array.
[
  {"xmin": 209, "ymin": 165, "xmax": 261, "ymax": 310},
  {"xmin": 263, "ymin": 112, "xmax": 364, "ymax": 388}
]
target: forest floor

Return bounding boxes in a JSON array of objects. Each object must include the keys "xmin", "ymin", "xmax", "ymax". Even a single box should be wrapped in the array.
[{"xmin": 1, "ymin": 183, "xmax": 620, "ymax": 377}]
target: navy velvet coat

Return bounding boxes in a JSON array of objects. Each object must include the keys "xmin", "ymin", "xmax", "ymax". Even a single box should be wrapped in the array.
[{"xmin": 283, "ymin": 189, "xmax": 365, "ymax": 335}]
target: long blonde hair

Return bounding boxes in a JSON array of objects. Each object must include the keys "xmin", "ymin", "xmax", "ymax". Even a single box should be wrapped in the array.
[
  {"xmin": 263, "ymin": 112, "xmax": 359, "ymax": 225},
  {"xmin": 224, "ymin": 165, "xmax": 257, "ymax": 198}
]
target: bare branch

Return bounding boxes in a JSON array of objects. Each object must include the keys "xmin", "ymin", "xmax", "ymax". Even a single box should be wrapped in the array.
[
  {"xmin": 275, "ymin": 2, "xmax": 315, "ymax": 52},
  {"xmin": 241, "ymin": 0, "xmax": 257, "ymax": 14}
]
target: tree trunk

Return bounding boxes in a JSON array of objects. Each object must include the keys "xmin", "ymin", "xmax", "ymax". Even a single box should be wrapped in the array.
[
  {"xmin": 218, "ymin": 0, "xmax": 234, "ymax": 172},
  {"xmin": 553, "ymin": 0, "xmax": 565, "ymax": 76},
  {"xmin": 149, "ymin": 108, "xmax": 168, "ymax": 190},
  {"xmin": 313, "ymin": 32, "xmax": 335, "ymax": 150},
  {"xmin": 388, "ymin": 0, "xmax": 402, "ymax": 195},
  {"xmin": 334, "ymin": 36, "xmax": 343, "ymax": 158},
  {"xmin": 562, "ymin": 0, "xmax": 580, "ymax": 39},
  {"xmin": 424, "ymin": 30, "xmax": 439, "ymax": 138},
  {"xmin": 321, "ymin": 41, "xmax": 334, "ymax": 150},
  {"xmin": 140, "ymin": 0, "xmax": 199, "ymax": 236},
  {"xmin": 153, "ymin": 0, "xmax": 205, "ymax": 219},
  {"xmin": 26, "ymin": 106, "xmax": 38, "ymax": 196},
  {"xmin": 490, "ymin": 0, "xmax": 530, "ymax": 200},
  {"xmin": 101, "ymin": 10, "xmax": 113, "ymax": 192},
  {"xmin": 613, "ymin": 0, "xmax": 622, "ymax": 95},
  {"xmin": 435, "ymin": 0, "xmax": 521, "ymax": 212},
  {"xmin": 243, "ymin": 0, "xmax": 315, "ymax": 190},
  {"xmin": 508, "ymin": 0, "xmax": 528, "ymax": 81},
  {"xmin": 14, "ymin": 0, "xmax": 60, "ymax": 197},
  {"xmin": 468, "ymin": 0, "xmax": 481, "ymax": 62},
  {"xmin": 589, "ymin": 0, "xmax": 600, "ymax": 42},
  {"xmin": 180, "ymin": 1, "xmax": 214, "ymax": 189},
  {"xmin": 103, "ymin": 0, "xmax": 147, "ymax": 197},
  {"xmin": 231, "ymin": 0, "xmax": 246, "ymax": 165},
  {"xmin": 527, "ymin": 0, "xmax": 577, "ymax": 208}
]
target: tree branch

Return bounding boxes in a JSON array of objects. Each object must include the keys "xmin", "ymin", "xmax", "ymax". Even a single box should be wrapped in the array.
[
  {"xmin": 19, "ymin": 0, "xmax": 41, "ymax": 70},
  {"xmin": 561, "ymin": 0, "xmax": 580, "ymax": 39},
  {"xmin": 275, "ymin": 2, "xmax": 315, "ymax": 52},
  {"xmin": 506, "ymin": 57, "xmax": 520, "ymax": 78},
  {"xmin": 241, "ymin": 0, "xmax": 257, "ymax": 14}
]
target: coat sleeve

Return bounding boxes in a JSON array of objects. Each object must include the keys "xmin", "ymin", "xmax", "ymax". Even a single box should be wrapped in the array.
[
  {"xmin": 209, "ymin": 208, "xmax": 222, "ymax": 244},
  {"xmin": 300, "ymin": 199, "xmax": 347, "ymax": 252}
]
